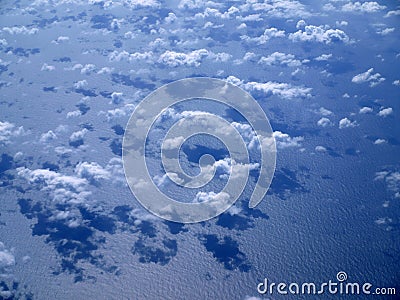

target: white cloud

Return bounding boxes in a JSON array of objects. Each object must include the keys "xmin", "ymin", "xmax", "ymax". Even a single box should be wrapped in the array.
[
  {"xmin": 352, "ymin": 68, "xmax": 385, "ymax": 87},
  {"xmin": 163, "ymin": 136, "xmax": 185, "ymax": 150},
  {"xmin": 315, "ymin": 145, "xmax": 327, "ymax": 152},
  {"xmin": 342, "ymin": 1, "xmax": 386, "ymax": 13},
  {"xmin": 226, "ymin": 76, "xmax": 312, "ymax": 99},
  {"xmin": 375, "ymin": 170, "xmax": 400, "ymax": 198},
  {"xmin": 51, "ymin": 36, "xmax": 69, "ymax": 44},
  {"xmin": 378, "ymin": 107, "xmax": 393, "ymax": 117},
  {"xmin": 111, "ymin": 92, "xmax": 124, "ymax": 104},
  {"xmin": 385, "ymin": 10, "xmax": 400, "ymax": 17},
  {"xmin": 67, "ymin": 110, "xmax": 82, "ymax": 118},
  {"xmin": 241, "ymin": 27, "xmax": 285, "ymax": 44},
  {"xmin": 359, "ymin": 107, "xmax": 373, "ymax": 114},
  {"xmin": 2, "ymin": 26, "xmax": 38, "ymax": 35},
  {"xmin": 315, "ymin": 54, "xmax": 332, "ymax": 61},
  {"xmin": 339, "ymin": 117, "xmax": 358, "ymax": 129},
  {"xmin": 75, "ymin": 161, "xmax": 111, "ymax": 182},
  {"xmin": 273, "ymin": 131, "xmax": 304, "ymax": 149},
  {"xmin": 81, "ymin": 64, "xmax": 96, "ymax": 75},
  {"xmin": 17, "ymin": 167, "xmax": 91, "ymax": 204},
  {"xmin": 74, "ymin": 79, "xmax": 88, "ymax": 89},
  {"xmin": 317, "ymin": 117, "xmax": 332, "ymax": 127},
  {"xmin": 109, "ymin": 50, "xmax": 153, "ymax": 63},
  {"xmin": 41, "ymin": 63, "xmax": 55, "ymax": 71},
  {"xmin": 258, "ymin": 52, "xmax": 302, "ymax": 67},
  {"xmin": 193, "ymin": 191, "xmax": 230, "ymax": 204},
  {"xmin": 0, "ymin": 121, "xmax": 26, "ymax": 145},
  {"xmin": 158, "ymin": 49, "xmax": 209, "ymax": 67},
  {"xmin": 289, "ymin": 25, "xmax": 349, "ymax": 44},
  {"xmin": 97, "ymin": 67, "xmax": 114, "ymax": 74},
  {"xmin": 69, "ymin": 128, "xmax": 88, "ymax": 144},
  {"xmin": 393, "ymin": 80, "xmax": 400, "ymax": 86},
  {"xmin": 239, "ymin": 0, "xmax": 311, "ymax": 18},
  {"xmin": 165, "ymin": 12, "xmax": 177, "ymax": 23},
  {"xmin": 100, "ymin": 103, "xmax": 136, "ymax": 121},
  {"xmin": 377, "ymin": 27, "xmax": 395, "ymax": 35},
  {"xmin": 374, "ymin": 138, "xmax": 387, "ymax": 145},
  {"xmin": 0, "ymin": 242, "xmax": 15, "ymax": 270},
  {"xmin": 40, "ymin": 130, "xmax": 57, "ymax": 143}
]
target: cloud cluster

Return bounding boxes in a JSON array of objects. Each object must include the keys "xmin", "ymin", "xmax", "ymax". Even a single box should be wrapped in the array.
[
  {"xmin": 17, "ymin": 167, "xmax": 91, "ymax": 204},
  {"xmin": 258, "ymin": 52, "xmax": 302, "ymax": 67},
  {"xmin": 158, "ymin": 49, "xmax": 231, "ymax": 67},
  {"xmin": 375, "ymin": 170, "xmax": 400, "ymax": 198},
  {"xmin": 342, "ymin": 1, "xmax": 386, "ymax": 13},
  {"xmin": 227, "ymin": 76, "xmax": 312, "ymax": 99},
  {"xmin": 339, "ymin": 117, "xmax": 358, "ymax": 129},
  {"xmin": 0, "ymin": 121, "xmax": 25, "ymax": 145},
  {"xmin": 2, "ymin": 25, "xmax": 38, "ymax": 35},
  {"xmin": 0, "ymin": 242, "xmax": 15, "ymax": 271},
  {"xmin": 239, "ymin": 0, "xmax": 311, "ymax": 18},
  {"xmin": 352, "ymin": 68, "xmax": 385, "ymax": 87},
  {"xmin": 289, "ymin": 25, "xmax": 349, "ymax": 44},
  {"xmin": 273, "ymin": 131, "xmax": 304, "ymax": 149},
  {"xmin": 241, "ymin": 27, "xmax": 285, "ymax": 44}
]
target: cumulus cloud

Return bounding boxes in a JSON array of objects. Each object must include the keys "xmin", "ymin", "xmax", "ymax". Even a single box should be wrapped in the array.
[
  {"xmin": 375, "ymin": 170, "xmax": 400, "ymax": 198},
  {"xmin": 0, "ymin": 121, "xmax": 26, "ymax": 145},
  {"xmin": 377, "ymin": 27, "xmax": 395, "ymax": 36},
  {"xmin": 51, "ymin": 36, "xmax": 69, "ymax": 44},
  {"xmin": 241, "ymin": 27, "xmax": 285, "ymax": 44},
  {"xmin": 75, "ymin": 161, "xmax": 111, "ymax": 183},
  {"xmin": 273, "ymin": 131, "xmax": 304, "ymax": 149},
  {"xmin": 239, "ymin": 0, "xmax": 311, "ymax": 18},
  {"xmin": 2, "ymin": 25, "xmax": 38, "ymax": 35},
  {"xmin": 289, "ymin": 25, "xmax": 349, "ymax": 44},
  {"xmin": 0, "ymin": 242, "xmax": 15, "ymax": 270},
  {"xmin": 17, "ymin": 167, "xmax": 91, "ymax": 204},
  {"xmin": 385, "ymin": 10, "xmax": 400, "ymax": 17},
  {"xmin": 100, "ymin": 103, "xmax": 135, "ymax": 121},
  {"xmin": 317, "ymin": 117, "xmax": 332, "ymax": 127},
  {"xmin": 81, "ymin": 64, "xmax": 96, "ymax": 75},
  {"xmin": 69, "ymin": 128, "xmax": 88, "ymax": 146},
  {"xmin": 157, "ymin": 49, "xmax": 231, "ymax": 67},
  {"xmin": 226, "ymin": 75, "xmax": 312, "ymax": 99},
  {"xmin": 374, "ymin": 138, "xmax": 387, "ymax": 145},
  {"xmin": 315, "ymin": 145, "xmax": 327, "ymax": 152},
  {"xmin": 40, "ymin": 130, "xmax": 57, "ymax": 143},
  {"xmin": 315, "ymin": 54, "xmax": 332, "ymax": 61},
  {"xmin": 41, "ymin": 63, "xmax": 55, "ymax": 71},
  {"xmin": 109, "ymin": 50, "xmax": 153, "ymax": 63},
  {"xmin": 258, "ymin": 52, "xmax": 302, "ymax": 67},
  {"xmin": 74, "ymin": 79, "xmax": 88, "ymax": 89},
  {"xmin": 352, "ymin": 68, "xmax": 385, "ymax": 87},
  {"xmin": 359, "ymin": 107, "xmax": 373, "ymax": 114},
  {"xmin": 342, "ymin": 1, "xmax": 386, "ymax": 13},
  {"xmin": 377, "ymin": 107, "xmax": 393, "ymax": 117},
  {"xmin": 339, "ymin": 117, "xmax": 358, "ymax": 129}
]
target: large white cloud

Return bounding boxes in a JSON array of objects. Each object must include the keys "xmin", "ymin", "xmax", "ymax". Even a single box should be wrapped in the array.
[
  {"xmin": 289, "ymin": 25, "xmax": 349, "ymax": 44},
  {"xmin": 352, "ymin": 68, "xmax": 385, "ymax": 87},
  {"xmin": 227, "ymin": 76, "xmax": 312, "ymax": 99},
  {"xmin": 342, "ymin": 1, "xmax": 386, "ymax": 13},
  {"xmin": 339, "ymin": 117, "xmax": 358, "ymax": 129},
  {"xmin": 241, "ymin": 27, "xmax": 285, "ymax": 44},
  {"xmin": 0, "ymin": 121, "xmax": 26, "ymax": 145},
  {"xmin": 273, "ymin": 131, "xmax": 304, "ymax": 149},
  {"xmin": 258, "ymin": 52, "xmax": 302, "ymax": 67}
]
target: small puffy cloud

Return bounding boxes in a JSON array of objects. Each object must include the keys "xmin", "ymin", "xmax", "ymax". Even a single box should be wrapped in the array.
[
  {"xmin": 0, "ymin": 242, "xmax": 15, "ymax": 270},
  {"xmin": 163, "ymin": 136, "xmax": 185, "ymax": 150},
  {"xmin": 165, "ymin": 12, "xmax": 177, "ymax": 23},
  {"xmin": 241, "ymin": 27, "xmax": 285, "ymax": 44},
  {"xmin": 69, "ymin": 128, "xmax": 88, "ymax": 145},
  {"xmin": 75, "ymin": 161, "xmax": 111, "ymax": 182},
  {"xmin": 342, "ymin": 1, "xmax": 386, "ymax": 13},
  {"xmin": 100, "ymin": 103, "xmax": 135, "ymax": 121},
  {"xmin": 67, "ymin": 110, "xmax": 82, "ymax": 118},
  {"xmin": 81, "ymin": 64, "xmax": 96, "ymax": 75},
  {"xmin": 51, "ymin": 36, "xmax": 69, "ymax": 44},
  {"xmin": 193, "ymin": 191, "xmax": 230, "ymax": 204},
  {"xmin": 227, "ymin": 76, "xmax": 312, "ymax": 99},
  {"xmin": 375, "ymin": 170, "xmax": 400, "ymax": 198},
  {"xmin": 41, "ymin": 63, "xmax": 55, "ymax": 71},
  {"xmin": 158, "ymin": 49, "xmax": 209, "ymax": 67},
  {"xmin": 385, "ymin": 10, "xmax": 400, "ymax": 17},
  {"xmin": 315, "ymin": 54, "xmax": 332, "ymax": 61},
  {"xmin": 317, "ymin": 117, "xmax": 332, "ymax": 127},
  {"xmin": 359, "ymin": 107, "xmax": 373, "ymax": 114},
  {"xmin": 0, "ymin": 121, "xmax": 25, "ymax": 145},
  {"xmin": 289, "ymin": 25, "xmax": 349, "ymax": 44},
  {"xmin": 74, "ymin": 79, "xmax": 88, "ymax": 89},
  {"xmin": 258, "ymin": 52, "xmax": 302, "ymax": 67},
  {"xmin": 339, "ymin": 117, "xmax": 358, "ymax": 129},
  {"xmin": 374, "ymin": 138, "xmax": 387, "ymax": 145},
  {"xmin": 296, "ymin": 19, "xmax": 307, "ymax": 29},
  {"xmin": 97, "ymin": 67, "xmax": 114, "ymax": 74},
  {"xmin": 40, "ymin": 130, "xmax": 57, "ymax": 143},
  {"xmin": 376, "ymin": 27, "xmax": 395, "ymax": 36},
  {"xmin": 2, "ymin": 25, "xmax": 38, "ymax": 35},
  {"xmin": 352, "ymin": 68, "xmax": 385, "ymax": 87},
  {"xmin": 393, "ymin": 80, "xmax": 400, "ymax": 86},
  {"xmin": 111, "ymin": 92, "xmax": 124, "ymax": 104},
  {"xmin": 273, "ymin": 131, "xmax": 304, "ymax": 149},
  {"xmin": 315, "ymin": 145, "xmax": 327, "ymax": 152},
  {"xmin": 377, "ymin": 107, "xmax": 393, "ymax": 117},
  {"xmin": 109, "ymin": 50, "xmax": 153, "ymax": 63},
  {"xmin": 239, "ymin": 0, "xmax": 311, "ymax": 18}
]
